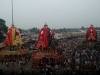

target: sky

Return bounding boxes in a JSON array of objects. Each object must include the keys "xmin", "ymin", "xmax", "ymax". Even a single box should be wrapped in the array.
[{"xmin": 0, "ymin": 0, "xmax": 100, "ymax": 29}]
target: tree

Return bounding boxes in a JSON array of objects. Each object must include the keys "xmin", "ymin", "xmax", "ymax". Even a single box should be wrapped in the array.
[
  {"xmin": 18, "ymin": 28, "xmax": 23, "ymax": 33},
  {"xmin": 81, "ymin": 26, "xmax": 85, "ymax": 30},
  {"xmin": 0, "ymin": 19, "xmax": 8, "ymax": 42},
  {"xmin": 0, "ymin": 31, "xmax": 5, "ymax": 42},
  {"xmin": 29, "ymin": 27, "xmax": 39, "ymax": 33},
  {"xmin": 0, "ymin": 19, "xmax": 8, "ymax": 33}
]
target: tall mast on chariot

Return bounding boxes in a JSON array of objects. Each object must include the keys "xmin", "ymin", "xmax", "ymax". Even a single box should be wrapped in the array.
[{"xmin": 11, "ymin": 0, "xmax": 14, "ymax": 25}]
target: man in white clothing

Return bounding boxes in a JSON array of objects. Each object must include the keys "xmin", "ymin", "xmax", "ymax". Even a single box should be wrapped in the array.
[{"xmin": 26, "ymin": 67, "xmax": 28, "ymax": 73}]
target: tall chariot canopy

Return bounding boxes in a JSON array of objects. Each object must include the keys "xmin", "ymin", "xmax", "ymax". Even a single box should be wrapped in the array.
[
  {"xmin": 86, "ymin": 25, "xmax": 97, "ymax": 41},
  {"xmin": 35, "ymin": 23, "xmax": 54, "ymax": 48},
  {"xmin": 4, "ymin": 24, "xmax": 23, "ymax": 46}
]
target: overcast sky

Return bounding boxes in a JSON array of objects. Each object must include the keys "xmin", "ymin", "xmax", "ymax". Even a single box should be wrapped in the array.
[{"xmin": 0, "ymin": 0, "xmax": 100, "ymax": 29}]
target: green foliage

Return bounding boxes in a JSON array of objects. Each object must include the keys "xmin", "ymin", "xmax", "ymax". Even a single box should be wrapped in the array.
[
  {"xmin": 0, "ymin": 31, "xmax": 5, "ymax": 42},
  {"xmin": 0, "ymin": 19, "xmax": 8, "ymax": 42},
  {"xmin": 29, "ymin": 27, "xmax": 39, "ymax": 33},
  {"xmin": 81, "ymin": 26, "xmax": 85, "ymax": 30},
  {"xmin": 18, "ymin": 28, "xmax": 23, "ymax": 33},
  {"xmin": 0, "ymin": 19, "xmax": 8, "ymax": 33}
]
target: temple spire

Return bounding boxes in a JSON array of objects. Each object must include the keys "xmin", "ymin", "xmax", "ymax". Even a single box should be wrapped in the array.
[
  {"xmin": 44, "ymin": 22, "xmax": 48, "ymax": 28},
  {"xmin": 45, "ymin": 22, "xmax": 47, "ymax": 25},
  {"xmin": 91, "ymin": 24, "xmax": 93, "ymax": 27}
]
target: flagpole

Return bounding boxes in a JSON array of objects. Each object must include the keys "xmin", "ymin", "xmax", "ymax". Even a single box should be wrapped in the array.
[{"xmin": 11, "ymin": 0, "xmax": 14, "ymax": 24}]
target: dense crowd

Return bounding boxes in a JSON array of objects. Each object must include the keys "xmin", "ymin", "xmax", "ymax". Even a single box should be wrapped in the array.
[
  {"xmin": 60, "ymin": 36, "xmax": 99, "ymax": 75},
  {"xmin": 0, "ymin": 34, "xmax": 100, "ymax": 75}
]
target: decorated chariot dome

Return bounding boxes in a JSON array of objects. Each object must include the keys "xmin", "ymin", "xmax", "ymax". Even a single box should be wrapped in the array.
[
  {"xmin": 4, "ymin": 24, "xmax": 23, "ymax": 46},
  {"xmin": 35, "ymin": 23, "xmax": 54, "ymax": 48},
  {"xmin": 86, "ymin": 24, "xmax": 97, "ymax": 41}
]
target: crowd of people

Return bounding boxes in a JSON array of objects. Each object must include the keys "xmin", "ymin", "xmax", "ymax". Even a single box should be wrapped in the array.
[
  {"xmin": 58, "ymin": 37, "xmax": 100, "ymax": 75},
  {"xmin": 36, "ymin": 34, "xmax": 100, "ymax": 75},
  {"xmin": 0, "ymin": 34, "xmax": 100, "ymax": 75}
]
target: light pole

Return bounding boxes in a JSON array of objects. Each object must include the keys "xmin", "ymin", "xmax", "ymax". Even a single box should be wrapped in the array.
[{"xmin": 11, "ymin": 0, "xmax": 14, "ymax": 24}]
